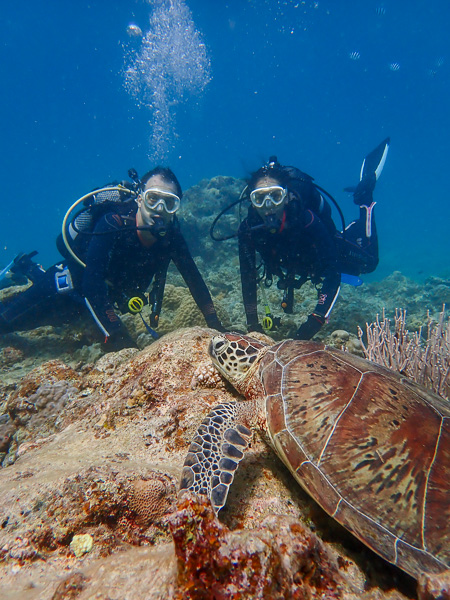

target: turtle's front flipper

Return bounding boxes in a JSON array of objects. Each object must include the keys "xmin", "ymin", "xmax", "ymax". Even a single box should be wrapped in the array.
[{"xmin": 179, "ymin": 402, "xmax": 252, "ymax": 513}]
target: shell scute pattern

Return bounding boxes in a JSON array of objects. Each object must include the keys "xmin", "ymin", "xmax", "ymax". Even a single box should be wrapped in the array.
[{"xmin": 258, "ymin": 340, "xmax": 450, "ymax": 576}]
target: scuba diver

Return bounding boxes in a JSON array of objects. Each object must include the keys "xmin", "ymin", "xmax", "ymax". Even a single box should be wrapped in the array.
[
  {"xmin": 0, "ymin": 166, "xmax": 224, "ymax": 351},
  {"xmin": 236, "ymin": 139, "xmax": 389, "ymax": 340}
]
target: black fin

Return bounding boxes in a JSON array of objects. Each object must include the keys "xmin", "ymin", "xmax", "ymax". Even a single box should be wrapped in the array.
[{"xmin": 360, "ymin": 137, "xmax": 390, "ymax": 181}]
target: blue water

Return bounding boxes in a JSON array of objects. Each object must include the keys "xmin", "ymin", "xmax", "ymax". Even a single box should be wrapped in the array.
[{"xmin": 1, "ymin": 0, "xmax": 449, "ymax": 281}]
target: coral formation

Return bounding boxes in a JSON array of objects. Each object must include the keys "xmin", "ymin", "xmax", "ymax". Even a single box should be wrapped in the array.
[
  {"xmin": 6, "ymin": 360, "xmax": 81, "ymax": 434},
  {"xmin": 0, "ymin": 346, "xmax": 24, "ymax": 367},
  {"xmin": 190, "ymin": 362, "xmax": 225, "ymax": 389},
  {"xmin": 329, "ymin": 329, "xmax": 364, "ymax": 355},
  {"xmin": 170, "ymin": 493, "xmax": 343, "ymax": 599},
  {"xmin": 359, "ymin": 307, "xmax": 450, "ymax": 398},
  {"xmin": 128, "ymin": 474, "xmax": 176, "ymax": 525}
]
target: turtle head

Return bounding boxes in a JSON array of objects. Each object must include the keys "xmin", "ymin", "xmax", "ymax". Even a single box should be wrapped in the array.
[{"xmin": 209, "ymin": 333, "xmax": 269, "ymax": 393}]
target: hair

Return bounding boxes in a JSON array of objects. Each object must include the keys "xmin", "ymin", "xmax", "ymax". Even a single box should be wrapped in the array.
[
  {"xmin": 140, "ymin": 166, "xmax": 183, "ymax": 198},
  {"xmin": 247, "ymin": 161, "xmax": 291, "ymax": 191}
]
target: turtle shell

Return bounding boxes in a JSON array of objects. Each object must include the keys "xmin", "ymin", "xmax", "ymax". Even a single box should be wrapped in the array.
[{"xmin": 259, "ymin": 340, "xmax": 450, "ymax": 579}]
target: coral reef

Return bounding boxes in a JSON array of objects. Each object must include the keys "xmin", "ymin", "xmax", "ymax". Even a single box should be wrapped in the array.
[
  {"xmin": 328, "ymin": 329, "xmax": 364, "ymax": 356},
  {"xmin": 6, "ymin": 361, "xmax": 81, "ymax": 431},
  {"xmin": 128, "ymin": 474, "xmax": 176, "ymax": 525},
  {"xmin": 0, "ymin": 172, "xmax": 449, "ymax": 599}
]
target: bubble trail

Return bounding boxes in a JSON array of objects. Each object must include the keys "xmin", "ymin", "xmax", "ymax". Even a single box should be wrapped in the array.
[{"xmin": 123, "ymin": 0, "xmax": 211, "ymax": 161}]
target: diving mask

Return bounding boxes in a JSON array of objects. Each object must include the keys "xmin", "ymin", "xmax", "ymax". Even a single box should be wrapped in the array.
[
  {"xmin": 142, "ymin": 188, "xmax": 181, "ymax": 214},
  {"xmin": 250, "ymin": 186, "xmax": 287, "ymax": 209}
]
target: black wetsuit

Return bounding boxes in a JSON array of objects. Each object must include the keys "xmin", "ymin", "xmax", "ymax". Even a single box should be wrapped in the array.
[
  {"xmin": 239, "ymin": 194, "xmax": 378, "ymax": 338},
  {"xmin": 0, "ymin": 206, "xmax": 221, "ymax": 349}
]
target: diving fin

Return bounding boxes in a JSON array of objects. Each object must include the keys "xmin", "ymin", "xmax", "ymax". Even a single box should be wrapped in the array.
[
  {"xmin": 0, "ymin": 251, "xmax": 38, "ymax": 283},
  {"xmin": 360, "ymin": 137, "xmax": 390, "ymax": 181},
  {"xmin": 341, "ymin": 273, "xmax": 363, "ymax": 286},
  {"xmin": 0, "ymin": 252, "xmax": 40, "ymax": 288},
  {"xmin": 344, "ymin": 137, "xmax": 390, "ymax": 193},
  {"xmin": 0, "ymin": 258, "xmax": 16, "ymax": 283}
]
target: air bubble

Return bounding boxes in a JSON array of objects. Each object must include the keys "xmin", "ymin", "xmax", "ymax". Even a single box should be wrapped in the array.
[{"xmin": 123, "ymin": 0, "xmax": 211, "ymax": 161}]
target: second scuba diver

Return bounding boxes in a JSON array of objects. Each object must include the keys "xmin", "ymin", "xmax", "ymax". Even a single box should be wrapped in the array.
[
  {"xmin": 237, "ymin": 139, "xmax": 389, "ymax": 340},
  {"xmin": 0, "ymin": 166, "xmax": 224, "ymax": 350}
]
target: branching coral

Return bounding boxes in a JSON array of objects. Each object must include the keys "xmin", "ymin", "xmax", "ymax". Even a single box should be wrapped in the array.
[{"xmin": 359, "ymin": 306, "xmax": 450, "ymax": 399}]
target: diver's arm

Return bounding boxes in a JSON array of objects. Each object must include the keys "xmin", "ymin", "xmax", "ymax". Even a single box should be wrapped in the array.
[
  {"xmin": 82, "ymin": 214, "xmax": 136, "ymax": 348},
  {"xmin": 238, "ymin": 226, "xmax": 260, "ymax": 331},
  {"xmin": 295, "ymin": 216, "xmax": 341, "ymax": 340},
  {"xmin": 170, "ymin": 230, "xmax": 223, "ymax": 330}
]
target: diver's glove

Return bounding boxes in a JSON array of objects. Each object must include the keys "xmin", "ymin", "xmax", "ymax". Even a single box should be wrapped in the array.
[
  {"xmin": 205, "ymin": 315, "xmax": 226, "ymax": 333},
  {"xmin": 104, "ymin": 328, "xmax": 138, "ymax": 352},
  {"xmin": 247, "ymin": 321, "xmax": 265, "ymax": 334},
  {"xmin": 294, "ymin": 313, "xmax": 325, "ymax": 340},
  {"xmin": 353, "ymin": 173, "xmax": 376, "ymax": 207}
]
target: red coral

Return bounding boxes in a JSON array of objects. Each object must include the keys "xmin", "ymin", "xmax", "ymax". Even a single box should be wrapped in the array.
[{"xmin": 169, "ymin": 493, "xmax": 343, "ymax": 600}]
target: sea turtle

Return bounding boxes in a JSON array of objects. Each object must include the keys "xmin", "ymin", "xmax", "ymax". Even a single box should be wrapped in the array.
[{"xmin": 180, "ymin": 333, "xmax": 450, "ymax": 580}]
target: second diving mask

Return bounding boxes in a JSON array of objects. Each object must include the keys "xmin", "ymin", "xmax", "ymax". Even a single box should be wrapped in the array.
[
  {"xmin": 249, "ymin": 186, "xmax": 287, "ymax": 209},
  {"xmin": 142, "ymin": 188, "xmax": 181, "ymax": 214}
]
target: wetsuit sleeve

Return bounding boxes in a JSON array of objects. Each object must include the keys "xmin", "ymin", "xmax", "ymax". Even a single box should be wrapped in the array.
[
  {"xmin": 170, "ymin": 230, "xmax": 223, "ymax": 329},
  {"xmin": 238, "ymin": 223, "xmax": 259, "ymax": 329},
  {"xmin": 295, "ymin": 212, "xmax": 341, "ymax": 341},
  {"xmin": 81, "ymin": 213, "xmax": 131, "ymax": 341},
  {"xmin": 306, "ymin": 212, "xmax": 341, "ymax": 320}
]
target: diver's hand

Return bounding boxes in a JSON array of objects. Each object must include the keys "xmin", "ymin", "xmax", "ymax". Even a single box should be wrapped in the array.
[
  {"xmin": 104, "ymin": 328, "xmax": 138, "ymax": 352},
  {"xmin": 247, "ymin": 322, "xmax": 265, "ymax": 334},
  {"xmin": 205, "ymin": 315, "xmax": 226, "ymax": 333},
  {"xmin": 294, "ymin": 314, "xmax": 324, "ymax": 340}
]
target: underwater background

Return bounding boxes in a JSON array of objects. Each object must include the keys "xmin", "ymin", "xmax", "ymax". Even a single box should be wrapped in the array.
[{"xmin": 1, "ymin": 0, "xmax": 449, "ymax": 282}]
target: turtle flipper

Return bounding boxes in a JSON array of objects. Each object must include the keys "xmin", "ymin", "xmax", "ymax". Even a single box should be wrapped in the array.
[{"xmin": 179, "ymin": 402, "xmax": 252, "ymax": 513}]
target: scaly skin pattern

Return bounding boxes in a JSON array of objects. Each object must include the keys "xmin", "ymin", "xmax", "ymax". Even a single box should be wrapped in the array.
[{"xmin": 179, "ymin": 401, "xmax": 253, "ymax": 512}]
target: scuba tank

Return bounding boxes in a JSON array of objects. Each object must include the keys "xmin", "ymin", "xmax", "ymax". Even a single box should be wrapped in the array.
[{"xmin": 61, "ymin": 171, "xmax": 141, "ymax": 268}]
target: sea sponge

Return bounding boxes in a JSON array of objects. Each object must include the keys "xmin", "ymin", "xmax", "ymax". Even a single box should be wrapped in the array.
[{"xmin": 69, "ymin": 533, "xmax": 93, "ymax": 558}]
